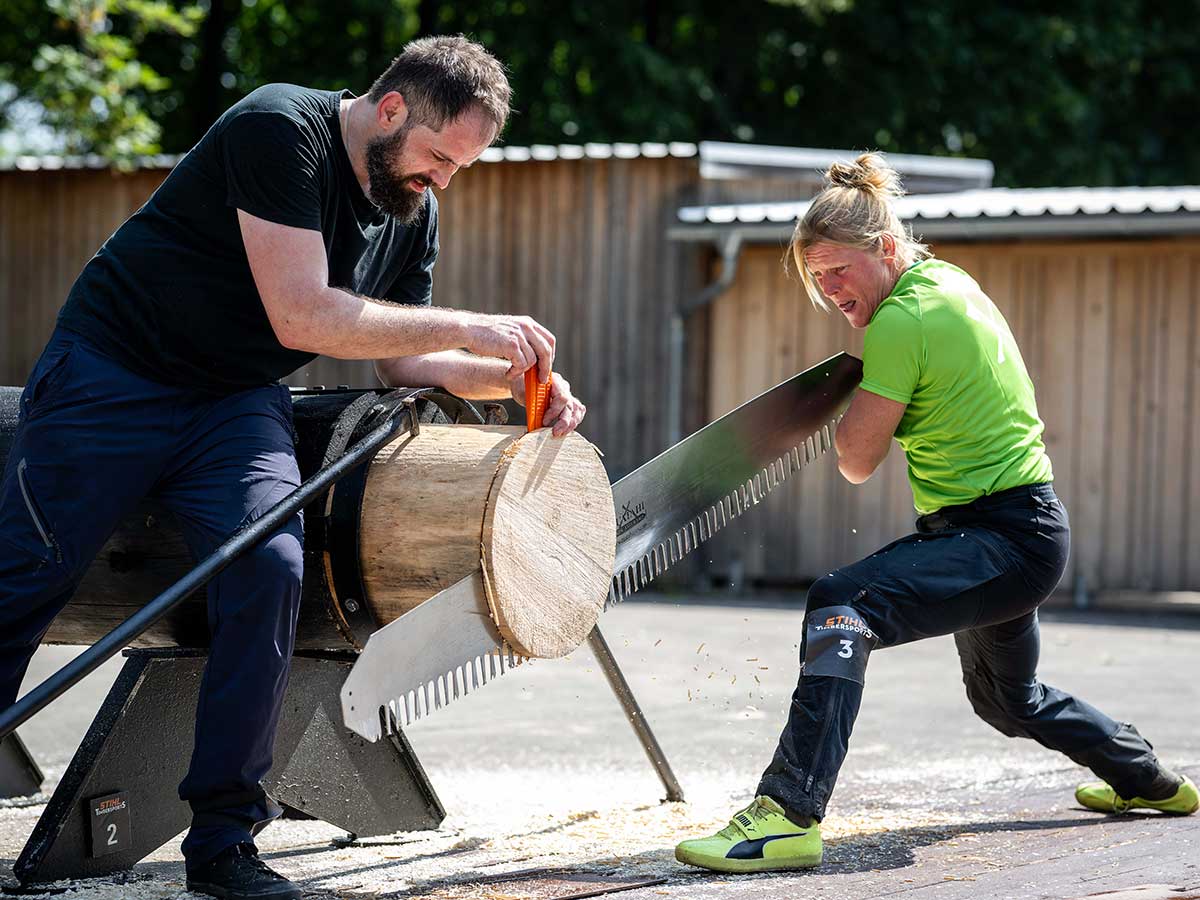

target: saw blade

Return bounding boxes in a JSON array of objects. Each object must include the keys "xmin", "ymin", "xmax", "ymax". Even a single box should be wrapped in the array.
[
  {"xmin": 339, "ymin": 352, "xmax": 861, "ymax": 740},
  {"xmin": 608, "ymin": 352, "xmax": 862, "ymax": 604},
  {"xmin": 339, "ymin": 570, "xmax": 526, "ymax": 740}
]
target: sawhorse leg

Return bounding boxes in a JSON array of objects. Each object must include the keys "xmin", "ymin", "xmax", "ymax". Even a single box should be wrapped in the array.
[{"xmin": 587, "ymin": 625, "xmax": 684, "ymax": 802}]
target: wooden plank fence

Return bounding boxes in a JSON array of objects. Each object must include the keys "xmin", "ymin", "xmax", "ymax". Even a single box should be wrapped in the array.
[{"xmin": 6, "ymin": 162, "xmax": 1199, "ymax": 593}]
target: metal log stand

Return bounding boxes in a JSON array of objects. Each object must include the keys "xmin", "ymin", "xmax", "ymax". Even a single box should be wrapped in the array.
[
  {"xmin": 0, "ymin": 734, "xmax": 42, "ymax": 801},
  {"xmin": 0, "ymin": 385, "xmax": 680, "ymax": 887}
]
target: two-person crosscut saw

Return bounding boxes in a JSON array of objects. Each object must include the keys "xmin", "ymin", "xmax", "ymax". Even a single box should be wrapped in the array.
[{"xmin": 340, "ymin": 352, "xmax": 863, "ymax": 741}]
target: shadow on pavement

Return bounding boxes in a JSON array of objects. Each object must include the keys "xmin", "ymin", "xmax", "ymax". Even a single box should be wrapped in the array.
[
  {"xmin": 818, "ymin": 812, "xmax": 1111, "ymax": 873},
  {"xmin": 335, "ymin": 811, "xmax": 1123, "ymax": 898}
]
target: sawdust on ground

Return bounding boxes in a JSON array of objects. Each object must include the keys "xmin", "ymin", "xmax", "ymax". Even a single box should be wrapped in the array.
[{"xmin": 1, "ymin": 772, "xmax": 984, "ymax": 900}]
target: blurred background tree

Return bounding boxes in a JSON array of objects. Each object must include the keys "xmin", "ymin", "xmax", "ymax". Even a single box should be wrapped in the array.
[
  {"xmin": 0, "ymin": 0, "xmax": 201, "ymax": 164},
  {"xmin": 2, "ymin": 0, "xmax": 1196, "ymax": 186}
]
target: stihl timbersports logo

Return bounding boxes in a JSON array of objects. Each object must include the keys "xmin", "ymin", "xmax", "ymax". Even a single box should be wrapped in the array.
[
  {"xmin": 816, "ymin": 613, "xmax": 875, "ymax": 639},
  {"xmin": 93, "ymin": 797, "xmax": 127, "ymax": 816},
  {"xmin": 616, "ymin": 500, "xmax": 646, "ymax": 537}
]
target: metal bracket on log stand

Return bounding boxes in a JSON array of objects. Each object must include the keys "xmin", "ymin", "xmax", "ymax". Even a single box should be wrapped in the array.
[{"xmin": 14, "ymin": 649, "xmax": 443, "ymax": 885}]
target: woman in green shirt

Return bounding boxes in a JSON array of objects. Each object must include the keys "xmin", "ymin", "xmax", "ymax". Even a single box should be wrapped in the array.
[{"xmin": 676, "ymin": 153, "xmax": 1196, "ymax": 874}]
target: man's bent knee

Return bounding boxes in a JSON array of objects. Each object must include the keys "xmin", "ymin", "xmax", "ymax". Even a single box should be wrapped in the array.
[
  {"xmin": 246, "ymin": 531, "xmax": 303, "ymax": 592},
  {"xmin": 220, "ymin": 529, "xmax": 304, "ymax": 618}
]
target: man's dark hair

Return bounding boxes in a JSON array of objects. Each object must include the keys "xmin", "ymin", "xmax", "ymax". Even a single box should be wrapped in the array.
[{"xmin": 368, "ymin": 35, "xmax": 511, "ymax": 134}]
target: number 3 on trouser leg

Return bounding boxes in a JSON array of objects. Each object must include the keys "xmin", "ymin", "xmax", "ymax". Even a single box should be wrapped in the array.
[{"xmin": 804, "ymin": 605, "xmax": 878, "ymax": 685}]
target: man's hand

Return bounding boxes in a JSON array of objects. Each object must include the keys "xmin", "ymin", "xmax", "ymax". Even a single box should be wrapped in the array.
[
  {"xmin": 463, "ymin": 312, "xmax": 555, "ymax": 382},
  {"xmin": 511, "ymin": 372, "xmax": 586, "ymax": 437}
]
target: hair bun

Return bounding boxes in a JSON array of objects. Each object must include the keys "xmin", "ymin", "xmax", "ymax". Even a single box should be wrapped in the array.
[{"xmin": 826, "ymin": 152, "xmax": 903, "ymax": 199}]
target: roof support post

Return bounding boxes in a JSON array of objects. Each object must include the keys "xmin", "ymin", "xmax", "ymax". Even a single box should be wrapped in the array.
[{"xmin": 667, "ymin": 232, "xmax": 744, "ymax": 448}]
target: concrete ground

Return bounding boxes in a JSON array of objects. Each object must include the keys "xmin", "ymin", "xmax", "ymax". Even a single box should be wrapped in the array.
[{"xmin": 2, "ymin": 596, "xmax": 1198, "ymax": 899}]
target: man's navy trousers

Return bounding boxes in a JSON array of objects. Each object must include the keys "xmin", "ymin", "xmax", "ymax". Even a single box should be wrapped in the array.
[{"xmin": 0, "ymin": 327, "xmax": 304, "ymax": 863}]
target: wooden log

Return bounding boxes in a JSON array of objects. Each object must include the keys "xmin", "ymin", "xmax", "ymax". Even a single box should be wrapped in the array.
[{"xmin": 358, "ymin": 425, "xmax": 616, "ymax": 659}]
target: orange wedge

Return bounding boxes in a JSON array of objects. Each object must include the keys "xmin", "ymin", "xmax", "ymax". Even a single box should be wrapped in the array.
[{"xmin": 525, "ymin": 368, "xmax": 552, "ymax": 432}]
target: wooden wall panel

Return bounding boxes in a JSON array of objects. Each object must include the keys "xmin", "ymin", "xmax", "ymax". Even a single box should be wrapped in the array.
[
  {"xmin": 1104, "ymin": 257, "xmax": 1142, "ymax": 588},
  {"xmin": 1185, "ymin": 259, "xmax": 1200, "ymax": 587},
  {"xmin": 6, "ymin": 164, "xmax": 1200, "ymax": 596},
  {"xmin": 0, "ymin": 169, "xmax": 168, "ymax": 386},
  {"xmin": 1038, "ymin": 255, "xmax": 1082, "ymax": 588},
  {"xmin": 1074, "ymin": 258, "xmax": 1114, "ymax": 594},
  {"xmin": 707, "ymin": 238, "xmax": 1200, "ymax": 593},
  {"xmin": 1158, "ymin": 256, "xmax": 1191, "ymax": 588}
]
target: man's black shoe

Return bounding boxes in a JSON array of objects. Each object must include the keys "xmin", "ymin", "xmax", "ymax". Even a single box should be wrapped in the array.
[{"xmin": 185, "ymin": 842, "xmax": 301, "ymax": 899}]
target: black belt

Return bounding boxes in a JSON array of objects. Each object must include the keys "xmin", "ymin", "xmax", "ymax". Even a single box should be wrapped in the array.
[{"xmin": 916, "ymin": 482, "xmax": 1054, "ymax": 532}]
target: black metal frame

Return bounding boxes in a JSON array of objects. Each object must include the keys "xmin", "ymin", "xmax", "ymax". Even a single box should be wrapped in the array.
[
  {"xmin": 14, "ymin": 649, "xmax": 442, "ymax": 884},
  {"xmin": 3, "ymin": 384, "xmax": 684, "ymax": 886}
]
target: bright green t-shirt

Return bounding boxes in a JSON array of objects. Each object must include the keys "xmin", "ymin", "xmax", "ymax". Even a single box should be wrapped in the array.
[{"xmin": 860, "ymin": 258, "xmax": 1053, "ymax": 515}]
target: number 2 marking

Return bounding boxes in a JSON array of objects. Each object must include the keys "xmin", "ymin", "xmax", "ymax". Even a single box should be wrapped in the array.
[
  {"xmin": 106, "ymin": 823, "xmax": 118, "ymax": 846},
  {"xmin": 838, "ymin": 639, "xmax": 854, "ymax": 659}
]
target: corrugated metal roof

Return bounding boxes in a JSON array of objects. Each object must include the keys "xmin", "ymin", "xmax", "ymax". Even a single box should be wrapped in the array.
[
  {"xmin": 0, "ymin": 142, "xmax": 991, "ymax": 183},
  {"xmin": 697, "ymin": 141, "xmax": 993, "ymax": 187},
  {"xmin": 0, "ymin": 153, "xmax": 183, "ymax": 171},
  {"xmin": 672, "ymin": 186, "xmax": 1200, "ymax": 242},
  {"xmin": 0, "ymin": 142, "xmax": 700, "ymax": 171},
  {"xmin": 0, "ymin": 141, "xmax": 981, "ymax": 173},
  {"xmin": 478, "ymin": 141, "xmax": 697, "ymax": 162}
]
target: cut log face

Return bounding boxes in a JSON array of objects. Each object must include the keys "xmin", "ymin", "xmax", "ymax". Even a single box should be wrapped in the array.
[
  {"xmin": 482, "ymin": 429, "xmax": 616, "ymax": 659},
  {"xmin": 357, "ymin": 425, "xmax": 616, "ymax": 659}
]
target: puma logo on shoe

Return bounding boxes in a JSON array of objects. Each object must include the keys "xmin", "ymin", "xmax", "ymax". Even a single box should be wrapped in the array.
[{"xmin": 726, "ymin": 831, "xmax": 809, "ymax": 860}]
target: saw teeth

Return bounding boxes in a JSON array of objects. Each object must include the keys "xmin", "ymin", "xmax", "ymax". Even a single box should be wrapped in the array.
[
  {"xmin": 369, "ymin": 648, "xmax": 534, "ymax": 732},
  {"xmin": 608, "ymin": 416, "xmax": 841, "ymax": 605}
]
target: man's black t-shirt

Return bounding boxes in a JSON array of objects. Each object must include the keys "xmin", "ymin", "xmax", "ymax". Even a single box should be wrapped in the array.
[{"xmin": 58, "ymin": 83, "xmax": 438, "ymax": 391}]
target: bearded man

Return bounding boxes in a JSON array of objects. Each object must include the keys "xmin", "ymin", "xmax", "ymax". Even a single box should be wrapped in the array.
[{"xmin": 0, "ymin": 36, "xmax": 584, "ymax": 900}]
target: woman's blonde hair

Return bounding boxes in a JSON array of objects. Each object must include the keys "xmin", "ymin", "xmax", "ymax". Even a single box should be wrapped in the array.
[{"xmin": 789, "ymin": 151, "xmax": 930, "ymax": 311}]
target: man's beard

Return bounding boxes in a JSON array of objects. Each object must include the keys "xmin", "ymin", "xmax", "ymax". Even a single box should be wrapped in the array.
[{"xmin": 365, "ymin": 127, "xmax": 431, "ymax": 224}]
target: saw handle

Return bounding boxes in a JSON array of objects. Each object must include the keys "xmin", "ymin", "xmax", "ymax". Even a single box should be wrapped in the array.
[{"xmin": 524, "ymin": 367, "xmax": 552, "ymax": 432}]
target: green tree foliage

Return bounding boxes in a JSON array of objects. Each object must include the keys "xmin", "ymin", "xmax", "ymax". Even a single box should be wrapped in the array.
[
  {"xmin": 1, "ymin": 0, "xmax": 200, "ymax": 164},
  {"xmin": 403, "ymin": 0, "xmax": 1198, "ymax": 187},
  {"xmin": 5, "ymin": 0, "xmax": 1198, "ymax": 186},
  {"xmin": 136, "ymin": 0, "xmax": 424, "ymax": 155}
]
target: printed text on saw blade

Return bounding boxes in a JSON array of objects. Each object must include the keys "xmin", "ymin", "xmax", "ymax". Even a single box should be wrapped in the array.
[{"xmin": 610, "ymin": 419, "xmax": 837, "ymax": 603}]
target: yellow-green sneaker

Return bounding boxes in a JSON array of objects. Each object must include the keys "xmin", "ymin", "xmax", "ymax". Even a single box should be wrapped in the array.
[
  {"xmin": 1075, "ymin": 775, "xmax": 1199, "ymax": 815},
  {"xmin": 675, "ymin": 796, "xmax": 821, "ymax": 873}
]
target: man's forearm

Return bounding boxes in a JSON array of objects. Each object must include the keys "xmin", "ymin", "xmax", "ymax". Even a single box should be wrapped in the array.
[
  {"xmin": 376, "ymin": 350, "xmax": 513, "ymax": 400},
  {"xmin": 276, "ymin": 286, "xmax": 472, "ymax": 360}
]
